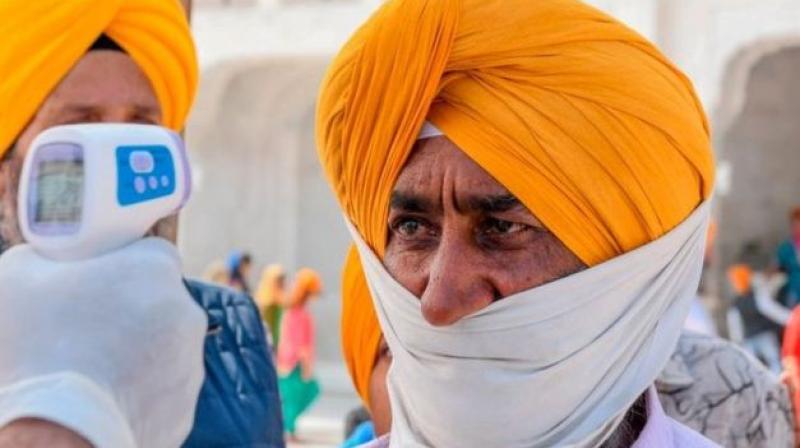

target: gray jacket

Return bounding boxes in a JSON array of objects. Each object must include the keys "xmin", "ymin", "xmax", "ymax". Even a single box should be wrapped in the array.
[{"xmin": 658, "ymin": 332, "xmax": 795, "ymax": 448}]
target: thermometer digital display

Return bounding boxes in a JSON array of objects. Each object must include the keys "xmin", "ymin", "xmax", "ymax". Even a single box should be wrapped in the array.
[{"xmin": 18, "ymin": 124, "xmax": 191, "ymax": 260}]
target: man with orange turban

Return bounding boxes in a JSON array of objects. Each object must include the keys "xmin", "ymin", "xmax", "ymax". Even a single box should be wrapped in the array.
[
  {"xmin": 0, "ymin": 1, "xmax": 283, "ymax": 447},
  {"xmin": 318, "ymin": 0, "xmax": 792, "ymax": 446}
]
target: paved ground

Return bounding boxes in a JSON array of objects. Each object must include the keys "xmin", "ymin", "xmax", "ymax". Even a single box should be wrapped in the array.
[{"xmin": 287, "ymin": 392, "xmax": 362, "ymax": 448}]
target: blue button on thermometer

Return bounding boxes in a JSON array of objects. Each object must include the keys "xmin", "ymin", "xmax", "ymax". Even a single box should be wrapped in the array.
[{"xmin": 18, "ymin": 124, "xmax": 191, "ymax": 261}]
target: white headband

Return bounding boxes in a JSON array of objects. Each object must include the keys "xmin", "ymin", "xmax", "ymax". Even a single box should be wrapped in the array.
[{"xmin": 417, "ymin": 121, "xmax": 444, "ymax": 140}]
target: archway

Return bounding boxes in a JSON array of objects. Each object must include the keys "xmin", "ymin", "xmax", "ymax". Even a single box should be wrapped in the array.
[{"xmin": 715, "ymin": 44, "xmax": 800, "ymax": 276}]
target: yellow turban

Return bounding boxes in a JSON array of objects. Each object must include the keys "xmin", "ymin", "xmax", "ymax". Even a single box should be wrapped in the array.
[
  {"xmin": 727, "ymin": 264, "xmax": 753, "ymax": 296},
  {"xmin": 256, "ymin": 264, "xmax": 287, "ymax": 308},
  {"xmin": 0, "ymin": 0, "xmax": 197, "ymax": 157},
  {"xmin": 316, "ymin": 0, "xmax": 715, "ymax": 404}
]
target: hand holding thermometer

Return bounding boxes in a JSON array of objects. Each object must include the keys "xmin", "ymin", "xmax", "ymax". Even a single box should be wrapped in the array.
[{"xmin": 18, "ymin": 124, "xmax": 191, "ymax": 261}]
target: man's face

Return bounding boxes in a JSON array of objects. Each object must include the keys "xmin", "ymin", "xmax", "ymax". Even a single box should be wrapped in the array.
[
  {"xmin": 0, "ymin": 50, "xmax": 165, "ymax": 252},
  {"xmin": 369, "ymin": 137, "xmax": 587, "ymax": 431},
  {"xmin": 240, "ymin": 260, "xmax": 253, "ymax": 280},
  {"xmin": 383, "ymin": 136, "xmax": 586, "ymax": 326}
]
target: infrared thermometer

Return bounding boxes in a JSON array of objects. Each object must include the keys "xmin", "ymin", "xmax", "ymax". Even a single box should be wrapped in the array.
[{"xmin": 18, "ymin": 124, "xmax": 191, "ymax": 261}]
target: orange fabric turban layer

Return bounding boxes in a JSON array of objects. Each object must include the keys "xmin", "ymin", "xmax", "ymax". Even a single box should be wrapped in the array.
[
  {"xmin": 316, "ymin": 0, "xmax": 715, "ymax": 404},
  {"xmin": 0, "ymin": 0, "xmax": 197, "ymax": 157},
  {"xmin": 727, "ymin": 264, "xmax": 753, "ymax": 296},
  {"xmin": 289, "ymin": 268, "xmax": 324, "ymax": 307}
]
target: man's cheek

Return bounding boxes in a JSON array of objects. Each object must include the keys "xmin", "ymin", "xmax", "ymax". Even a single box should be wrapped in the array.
[
  {"xmin": 0, "ymin": 227, "xmax": 9, "ymax": 254},
  {"xmin": 0, "ymin": 157, "xmax": 25, "ymax": 252}
]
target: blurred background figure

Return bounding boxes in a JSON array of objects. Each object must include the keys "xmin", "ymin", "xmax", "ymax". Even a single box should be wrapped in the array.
[
  {"xmin": 202, "ymin": 259, "xmax": 230, "ymax": 286},
  {"xmin": 257, "ymin": 264, "xmax": 288, "ymax": 351},
  {"xmin": 775, "ymin": 208, "xmax": 800, "ymax": 307},
  {"xmin": 727, "ymin": 264, "xmax": 790, "ymax": 373},
  {"xmin": 226, "ymin": 250, "xmax": 254, "ymax": 293},
  {"xmin": 278, "ymin": 268, "xmax": 323, "ymax": 442},
  {"xmin": 781, "ymin": 302, "xmax": 800, "ymax": 433},
  {"xmin": 340, "ymin": 406, "xmax": 374, "ymax": 448}
]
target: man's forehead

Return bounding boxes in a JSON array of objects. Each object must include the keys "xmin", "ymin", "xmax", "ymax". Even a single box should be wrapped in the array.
[
  {"xmin": 390, "ymin": 189, "xmax": 523, "ymax": 214},
  {"xmin": 394, "ymin": 137, "xmax": 522, "ymax": 211},
  {"xmin": 42, "ymin": 51, "xmax": 160, "ymax": 113}
]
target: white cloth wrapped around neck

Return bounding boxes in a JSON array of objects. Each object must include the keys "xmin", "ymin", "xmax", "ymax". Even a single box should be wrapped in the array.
[{"xmin": 346, "ymin": 201, "xmax": 711, "ymax": 448}]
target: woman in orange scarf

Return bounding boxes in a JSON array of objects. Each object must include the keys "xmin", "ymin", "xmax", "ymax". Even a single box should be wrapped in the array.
[{"xmin": 277, "ymin": 268, "xmax": 323, "ymax": 440}]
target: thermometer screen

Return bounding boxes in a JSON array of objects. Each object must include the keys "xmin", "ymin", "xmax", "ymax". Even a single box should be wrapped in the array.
[{"xmin": 35, "ymin": 160, "xmax": 84, "ymax": 224}]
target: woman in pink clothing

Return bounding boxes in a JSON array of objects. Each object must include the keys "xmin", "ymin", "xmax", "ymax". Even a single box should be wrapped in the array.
[{"xmin": 277, "ymin": 268, "xmax": 322, "ymax": 441}]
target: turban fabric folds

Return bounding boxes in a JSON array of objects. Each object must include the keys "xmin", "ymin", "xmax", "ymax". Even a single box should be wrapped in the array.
[
  {"xmin": 318, "ymin": 0, "xmax": 715, "ymax": 404},
  {"xmin": 0, "ymin": 0, "xmax": 197, "ymax": 157}
]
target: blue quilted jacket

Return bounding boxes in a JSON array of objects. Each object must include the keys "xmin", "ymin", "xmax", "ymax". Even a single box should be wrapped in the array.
[{"xmin": 182, "ymin": 280, "xmax": 285, "ymax": 448}]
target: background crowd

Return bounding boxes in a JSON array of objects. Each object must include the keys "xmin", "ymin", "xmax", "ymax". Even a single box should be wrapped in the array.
[{"xmin": 203, "ymin": 253, "xmax": 324, "ymax": 441}]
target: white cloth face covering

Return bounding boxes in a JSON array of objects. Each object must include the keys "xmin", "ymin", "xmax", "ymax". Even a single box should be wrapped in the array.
[
  {"xmin": 0, "ymin": 238, "xmax": 207, "ymax": 448},
  {"xmin": 346, "ymin": 201, "xmax": 711, "ymax": 448}
]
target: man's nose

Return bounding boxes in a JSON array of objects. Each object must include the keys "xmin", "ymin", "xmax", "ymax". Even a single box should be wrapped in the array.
[{"xmin": 419, "ymin": 233, "xmax": 495, "ymax": 327}]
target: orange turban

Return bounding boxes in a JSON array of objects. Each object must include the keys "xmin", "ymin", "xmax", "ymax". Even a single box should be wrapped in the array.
[
  {"xmin": 288, "ymin": 268, "xmax": 323, "ymax": 307},
  {"xmin": 727, "ymin": 264, "xmax": 753, "ymax": 296},
  {"xmin": 0, "ymin": 0, "xmax": 197, "ymax": 157},
  {"xmin": 316, "ymin": 0, "xmax": 715, "ymax": 404}
]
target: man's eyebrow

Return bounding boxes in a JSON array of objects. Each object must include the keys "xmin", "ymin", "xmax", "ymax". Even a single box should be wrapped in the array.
[
  {"xmin": 58, "ymin": 104, "xmax": 160, "ymax": 116},
  {"xmin": 131, "ymin": 104, "xmax": 161, "ymax": 116},
  {"xmin": 467, "ymin": 194, "xmax": 522, "ymax": 213},
  {"xmin": 58, "ymin": 104, "xmax": 99, "ymax": 115},
  {"xmin": 390, "ymin": 192, "xmax": 433, "ymax": 213}
]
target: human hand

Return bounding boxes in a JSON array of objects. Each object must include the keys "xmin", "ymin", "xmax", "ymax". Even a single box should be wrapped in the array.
[{"xmin": 0, "ymin": 238, "xmax": 207, "ymax": 448}]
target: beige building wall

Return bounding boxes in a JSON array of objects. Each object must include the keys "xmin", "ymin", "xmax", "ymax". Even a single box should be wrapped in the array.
[
  {"xmin": 717, "ymin": 48, "xmax": 800, "ymax": 270},
  {"xmin": 181, "ymin": 58, "xmax": 351, "ymax": 372}
]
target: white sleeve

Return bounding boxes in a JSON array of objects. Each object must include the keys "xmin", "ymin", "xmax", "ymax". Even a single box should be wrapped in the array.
[
  {"xmin": 752, "ymin": 273, "xmax": 792, "ymax": 325},
  {"xmin": 727, "ymin": 308, "xmax": 745, "ymax": 343},
  {"xmin": 0, "ymin": 372, "xmax": 136, "ymax": 448},
  {"xmin": 0, "ymin": 239, "xmax": 207, "ymax": 448}
]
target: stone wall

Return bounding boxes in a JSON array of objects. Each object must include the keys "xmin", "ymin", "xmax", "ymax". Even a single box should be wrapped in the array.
[{"xmin": 718, "ymin": 47, "xmax": 800, "ymax": 270}]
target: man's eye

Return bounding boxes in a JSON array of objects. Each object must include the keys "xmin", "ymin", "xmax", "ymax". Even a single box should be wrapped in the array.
[
  {"xmin": 395, "ymin": 218, "xmax": 423, "ymax": 237},
  {"xmin": 131, "ymin": 115, "xmax": 160, "ymax": 125},
  {"xmin": 58, "ymin": 115, "xmax": 97, "ymax": 126},
  {"xmin": 484, "ymin": 218, "xmax": 529, "ymax": 235}
]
